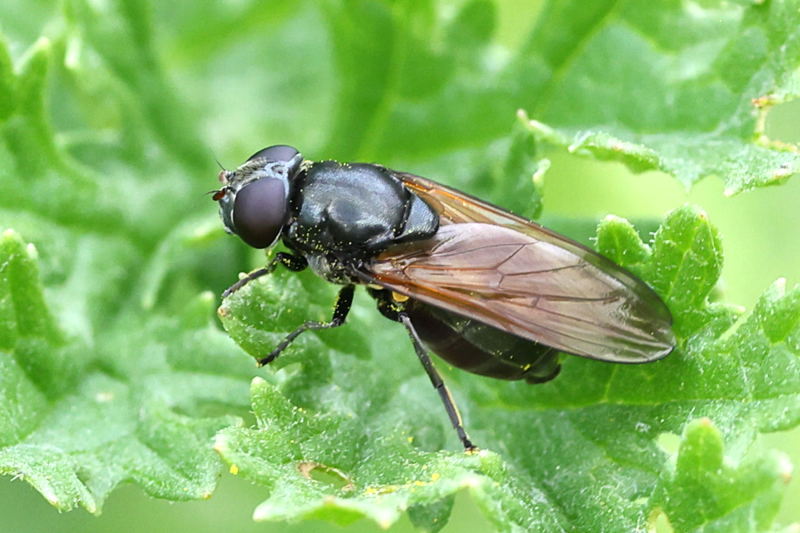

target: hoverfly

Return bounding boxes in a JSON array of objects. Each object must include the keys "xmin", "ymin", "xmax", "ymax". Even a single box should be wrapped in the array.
[{"xmin": 213, "ymin": 145, "xmax": 675, "ymax": 450}]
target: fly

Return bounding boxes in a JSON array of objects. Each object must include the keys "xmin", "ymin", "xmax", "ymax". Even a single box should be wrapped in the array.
[{"xmin": 213, "ymin": 145, "xmax": 675, "ymax": 450}]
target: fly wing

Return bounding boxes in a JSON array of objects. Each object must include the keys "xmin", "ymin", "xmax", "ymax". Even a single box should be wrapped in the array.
[{"xmin": 362, "ymin": 172, "xmax": 675, "ymax": 363}]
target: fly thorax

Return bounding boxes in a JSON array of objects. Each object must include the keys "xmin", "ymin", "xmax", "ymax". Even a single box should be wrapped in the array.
[{"xmin": 305, "ymin": 254, "xmax": 354, "ymax": 284}]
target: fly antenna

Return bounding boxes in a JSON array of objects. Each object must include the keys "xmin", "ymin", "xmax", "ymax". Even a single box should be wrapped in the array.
[{"xmin": 213, "ymin": 155, "xmax": 227, "ymax": 172}]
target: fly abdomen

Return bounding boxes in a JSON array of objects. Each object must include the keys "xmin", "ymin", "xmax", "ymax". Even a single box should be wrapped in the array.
[{"xmin": 406, "ymin": 301, "xmax": 561, "ymax": 384}]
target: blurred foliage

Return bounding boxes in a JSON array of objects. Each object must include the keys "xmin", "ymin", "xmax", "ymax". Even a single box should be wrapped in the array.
[{"xmin": 1, "ymin": 0, "xmax": 799, "ymax": 532}]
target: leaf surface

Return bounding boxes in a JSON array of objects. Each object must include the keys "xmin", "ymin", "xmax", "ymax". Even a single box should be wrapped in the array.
[{"xmin": 0, "ymin": 1, "xmax": 798, "ymax": 531}]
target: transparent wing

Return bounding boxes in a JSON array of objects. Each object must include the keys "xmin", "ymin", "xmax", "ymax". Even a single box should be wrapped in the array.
[{"xmin": 361, "ymin": 173, "xmax": 675, "ymax": 363}]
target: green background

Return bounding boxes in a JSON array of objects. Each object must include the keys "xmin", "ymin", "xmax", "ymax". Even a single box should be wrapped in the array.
[
  {"xmin": 2, "ymin": 109, "xmax": 799, "ymax": 532},
  {"xmin": 1, "ymin": 0, "xmax": 799, "ymax": 531}
]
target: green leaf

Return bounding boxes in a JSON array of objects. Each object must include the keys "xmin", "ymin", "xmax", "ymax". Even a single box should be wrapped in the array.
[
  {"xmin": 1, "ymin": 1, "xmax": 800, "ymax": 531},
  {"xmin": 651, "ymin": 418, "xmax": 791, "ymax": 532},
  {"xmin": 0, "ymin": 35, "xmax": 16, "ymax": 121},
  {"xmin": 328, "ymin": 0, "xmax": 800, "ymax": 194},
  {"xmin": 0, "ymin": 231, "xmax": 252, "ymax": 512},
  {"xmin": 216, "ymin": 205, "xmax": 800, "ymax": 531},
  {"xmin": 595, "ymin": 214, "xmax": 651, "ymax": 267},
  {"xmin": 0, "ymin": 7, "xmax": 255, "ymax": 512},
  {"xmin": 517, "ymin": 0, "xmax": 800, "ymax": 194},
  {"xmin": 215, "ymin": 378, "xmax": 565, "ymax": 531}
]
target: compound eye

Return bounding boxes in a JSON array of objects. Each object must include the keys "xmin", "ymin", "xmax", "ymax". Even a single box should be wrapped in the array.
[
  {"xmin": 232, "ymin": 178, "xmax": 288, "ymax": 248},
  {"xmin": 247, "ymin": 145, "xmax": 300, "ymax": 163}
]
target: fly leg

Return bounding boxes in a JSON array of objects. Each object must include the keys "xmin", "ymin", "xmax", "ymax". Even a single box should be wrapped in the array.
[
  {"xmin": 258, "ymin": 285, "xmax": 355, "ymax": 366},
  {"xmin": 222, "ymin": 252, "xmax": 307, "ymax": 298},
  {"xmin": 399, "ymin": 313, "xmax": 476, "ymax": 451}
]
